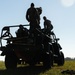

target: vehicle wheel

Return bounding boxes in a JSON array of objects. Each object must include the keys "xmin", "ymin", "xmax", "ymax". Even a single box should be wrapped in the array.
[
  {"xmin": 43, "ymin": 52, "xmax": 52, "ymax": 69},
  {"xmin": 57, "ymin": 51, "xmax": 64, "ymax": 66},
  {"xmin": 5, "ymin": 53, "xmax": 17, "ymax": 69}
]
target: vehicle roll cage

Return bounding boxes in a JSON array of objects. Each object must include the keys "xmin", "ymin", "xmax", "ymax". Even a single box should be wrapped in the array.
[
  {"xmin": 0, "ymin": 24, "xmax": 29, "ymax": 48},
  {"xmin": 0, "ymin": 24, "xmax": 60, "ymax": 50}
]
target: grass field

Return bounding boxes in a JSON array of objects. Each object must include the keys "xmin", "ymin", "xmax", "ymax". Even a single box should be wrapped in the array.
[{"xmin": 0, "ymin": 60, "xmax": 75, "ymax": 75}]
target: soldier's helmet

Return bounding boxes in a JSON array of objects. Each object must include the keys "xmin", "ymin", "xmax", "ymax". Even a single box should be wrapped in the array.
[{"xmin": 31, "ymin": 3, "xmax": 34, "ymax": 7}]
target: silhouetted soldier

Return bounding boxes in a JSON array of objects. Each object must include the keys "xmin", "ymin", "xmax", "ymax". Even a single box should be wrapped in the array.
[
  {"xmin": 43, "ymin": 16, "xmax": 53, "ymax": 34},
  {"xmin": 26, "ymin": 3, "xmax": 40, "ymax": 33},
  {"xmin": 16, "ymin": 25, "xmax": 29, "ymax": 37},
  {"xmin": 36, "ymin": 7, "xmax": 42, "ymax": 24}
]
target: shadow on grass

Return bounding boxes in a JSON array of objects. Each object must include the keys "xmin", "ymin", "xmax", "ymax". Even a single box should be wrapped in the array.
[{"xmin": 0, "ymin": 66, "xmax": 50, "ymax": 75}]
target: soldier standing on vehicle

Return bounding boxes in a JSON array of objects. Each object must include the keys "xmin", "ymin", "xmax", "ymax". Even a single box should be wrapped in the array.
[
  {"xmin": 26, "ymin": 3, "xmax": 40, "ymax": 33},
  {"xmin": 43, "ymin": 16, "xmax": 53, "ymax": 34}
]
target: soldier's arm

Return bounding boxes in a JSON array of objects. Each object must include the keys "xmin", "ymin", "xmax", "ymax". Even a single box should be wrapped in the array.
[{"xmin": 26, "ymin": 9, "xmax": 30, "ymax": 22}]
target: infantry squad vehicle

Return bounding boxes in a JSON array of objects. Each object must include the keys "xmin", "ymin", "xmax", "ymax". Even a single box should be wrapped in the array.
[{"xmin": 0, "ymin": 24, "xmax": 64, "ymax": 69}]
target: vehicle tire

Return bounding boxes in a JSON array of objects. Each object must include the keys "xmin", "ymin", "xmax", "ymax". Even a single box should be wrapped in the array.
[
  {"xmin": 5, "ymin": 53, "xmax": 17, "ymax": 69},
  {"xmin": 57, "ymin": 51, "xmax": 64, "ymax": 66}
]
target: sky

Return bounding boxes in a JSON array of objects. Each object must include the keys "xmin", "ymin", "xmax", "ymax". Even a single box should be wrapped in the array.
[{"xmin": 0, "ymin": 0, "xmax": 75, "ymax": 61}]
